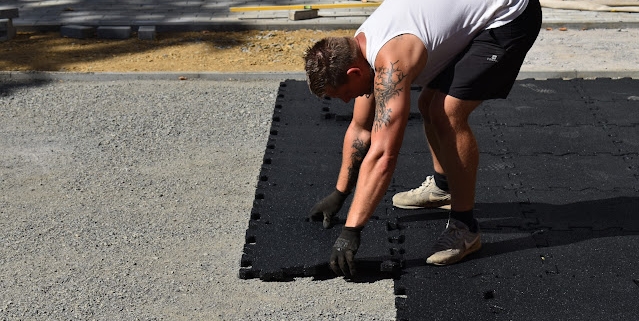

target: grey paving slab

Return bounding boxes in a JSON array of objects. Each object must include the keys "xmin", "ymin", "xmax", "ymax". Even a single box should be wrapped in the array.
[
  {"xmin": 2, "ymin": 0, "xmax": 639, "ymax": 30},
  {"xmin": 59, "ymin": 24, "xmax": 95, "ymax": 38}
]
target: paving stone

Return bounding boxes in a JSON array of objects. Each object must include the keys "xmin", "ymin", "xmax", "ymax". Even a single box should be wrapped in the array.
[
  {"xmin": 137, "ymin": 25, "xmax": 156, "ymax": 40},
  {"xmin": 289, "ymin": 9, "xmax": 318, "ymax": 21},
  {"xmin": 0, "ymin": 19, "xmax": 16, "ymax": 42},
  {"xmin": 0, "ymin": 7, "xmax": 19, "ymax": 19},
  {"xmin": 96, "ymin": 26, "xmax": 132, "ymax": 39},
  {"xmin": 60, "ymin": 25, "xmax": 95, "ymax": 39}
]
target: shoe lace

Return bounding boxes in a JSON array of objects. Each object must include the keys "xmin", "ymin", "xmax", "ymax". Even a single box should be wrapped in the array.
[{"xmin": 410, "ymin": 176, "xmax": 434, "ymax": 194}]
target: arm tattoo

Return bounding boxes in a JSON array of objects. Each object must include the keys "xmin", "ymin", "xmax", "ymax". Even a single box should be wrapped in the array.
[
  {"xmin": 346, "ymin": 137, "xmax": 370, "ymax": 192},
  {"xmin": 373, "ymin": 60, "xmax": 406, "ymax": 132}
]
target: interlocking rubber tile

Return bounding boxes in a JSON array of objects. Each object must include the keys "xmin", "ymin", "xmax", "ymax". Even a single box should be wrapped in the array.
[
  {"xmin": 485, "ymin": 80, "xmax": 597, "ymax": 127},
  {"xmin": 507, "ymin": 154, "xmax": 638, "ymax": 191},
  {"xmin": 610, "ymin": 125, "xmax": 639, "ymax": 154},
  {"xmin": 396, "ymin": 254, "xmax": 639, "ymax": 321},
  {"xmin": 592, "ymin": 101, "xmax": 639, "ymax": 126},
  {"xmin": 389, "ymin": 79, "xmax": 639, "ymax": 320},
  {"xmin": 494, "ymin": 124, "xmax": 620, "ymax": 155},
  {"xmin": 239, "ymin": 81, "xmax": 407, "ymax": 281},
  {"xmin": 240, "ymin": 79, "xmax": 639, "ymax": 319},
  {"xmin": 577, "ymin": 77, "xmax": 639, "ymax": 102}
]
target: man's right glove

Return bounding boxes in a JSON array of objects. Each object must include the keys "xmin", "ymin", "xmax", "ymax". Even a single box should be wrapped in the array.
[
  {"xmin": 309, "ymin": 189, "xmax": 349, "ymax": 229},
  {"xmin": 329, "ymin": 226, "xmax": 363, "ymax": 278}
]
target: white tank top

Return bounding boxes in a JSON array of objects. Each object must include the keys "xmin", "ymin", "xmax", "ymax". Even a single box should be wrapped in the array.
[{"xmin": 355, "ymin": 0, "xmax": 529, "ymax": 86}]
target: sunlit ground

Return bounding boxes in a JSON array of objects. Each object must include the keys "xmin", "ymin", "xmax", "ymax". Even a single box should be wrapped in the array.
[{"xmin": 0, "ymin": 29, "xmax": 354, "ymax": 72}]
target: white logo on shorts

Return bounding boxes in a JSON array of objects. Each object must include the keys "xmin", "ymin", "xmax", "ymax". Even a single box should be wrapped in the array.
[{"xmin": 487, "ymin": 55, "xmax": 498, "ymax": 62}]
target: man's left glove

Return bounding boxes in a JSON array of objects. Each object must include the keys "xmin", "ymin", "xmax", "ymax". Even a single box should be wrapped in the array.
[
  {"xmin": 330, "ymin": 226, "xmax": 363, "ymax": 278},
  {"xmin": 309, "ymin": 189, "xmax": 349, "ymax": 229}
]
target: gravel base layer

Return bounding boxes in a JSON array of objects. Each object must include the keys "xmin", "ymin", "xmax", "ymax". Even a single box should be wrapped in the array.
[{"xmin": 0, "ymin": 80, "xmax": 395, "ymax": 321}]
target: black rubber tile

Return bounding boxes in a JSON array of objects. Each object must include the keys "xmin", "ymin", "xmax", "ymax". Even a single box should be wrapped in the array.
[
  {"xmin": 476, "ymin": 154, "xmax": 520, "ymax": 188},
  {"xmin": 624, "ymin": 154, "xmax": 639, "ymax": 185},
  {"xmin": 483, "ymin": 98, "xmax": 598, "ymax": 127},
  {"xmin": 592, "ymin": 101, "xmax": 639, "ymax": 126},
  {"xmin": 473, "ymin": 126, "xmax": 512, "ymax": 155},
  {"xmin": 494, "ymin": 124, "xmax": 619, "ymax": 156},
  {"xmin": 577, "ymin": 77, "xmax": 639, "ymax": 102},
  {"xmin": 390, "ymin": 152, "xmax": 522, "ymax": 198},
  {"xmin": 241, "ymin": 78, "xmax": 639, "ymax": 318},
  {"xmin": 394, "ymin": 226, "xmax": 554, "ymax": 320},
  {"xmin": 507, "ymin": 78, "xmax": 585, "ymax": 101},
  {"xmin": 239, "ymin": 80, "xmax": 398, "ymax": 281},
  {"xmin": 397, "ymin": 262, "xmax": 639, "ymax": 321},
  {"xmin": 395, "ymin": 226, "xmax": 639, "ymax": 321},
  {"xmin": 390, "ymin": 79, "xmax": 639, "ymax": 319},
  {"xmin": 608, "ymin": 125, "xmax": 639, "ymax": 154},
  {"xmin": 530, "ymin": 232, "xmax": 639, "ymax": 318},
  {"xmin": 483, "ymin": 79, "xmax": 596, "ymax": 127},
  {"xmin": 390, "ymin": 215, "xmax": 539, "ymax": 269},
  {"xmin": 507, "ymin": 154, "xmax": 638, "ymax": 191},
  {"xmin": 517, "ymin": 189, "xmax": 639, "ymax": 231},
  {"xmin": 240, "ymin": 217, "xmax": 393, "ymax": 281}
]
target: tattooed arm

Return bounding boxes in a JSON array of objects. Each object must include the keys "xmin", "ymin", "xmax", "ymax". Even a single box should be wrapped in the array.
[
  {"xmin": 335, "ymin": 94, "xmax": 375, "ymax": 194},
  {"xmin": 308, "ymin": 94, "xmax": 375, "ymax": 229},
  {"xmin": 345, "ymin": 34, "xmax": 428, "ymax": 228}
]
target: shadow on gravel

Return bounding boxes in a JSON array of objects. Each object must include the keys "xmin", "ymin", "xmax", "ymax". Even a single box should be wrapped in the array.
[{"xmin": 0, "ymin": 78, "xmax": 52, "ymax": 95}]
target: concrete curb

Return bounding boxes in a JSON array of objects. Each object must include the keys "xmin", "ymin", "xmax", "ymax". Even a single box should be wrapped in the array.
[
  {"xmin": 517, "ymin": 70, "xmax": 639, "ymax": 80},
  {"xmin": 2, "ymin": 71, "xmax": 639, "ymax": 82},
  {"xmin": 0, "ymin": 71, "xmax": 308, "ymax": 82},
  {"xmin": 13, "ymin": 21, "xmax": 639, "ymax": 33}
]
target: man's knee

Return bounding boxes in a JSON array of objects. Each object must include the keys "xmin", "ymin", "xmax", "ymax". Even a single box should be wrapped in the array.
[
  {"xmin": 418, "ymin": 88, "xmax": 436, "ymax": 124},
  {"xmin": 430, "ymin": 95, "xmax": 482, "ymax": 135}
]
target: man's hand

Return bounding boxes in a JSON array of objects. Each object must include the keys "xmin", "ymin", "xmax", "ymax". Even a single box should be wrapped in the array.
[
  {"xmin": 309, "ymin": 189, "xmax": 349, "ymax": 229},
  {"xmin": 330, "ymin": 226, "xmax": 363, "ymax": 278}
]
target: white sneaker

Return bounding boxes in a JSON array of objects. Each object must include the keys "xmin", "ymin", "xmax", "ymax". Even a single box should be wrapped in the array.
[
  {"xmin": 426, "ymin": 218, "xmax": 481, "ymax": 266},
  {"xmin": 392, "ymin": 176, "xmax": 451, "ymax": 210}
]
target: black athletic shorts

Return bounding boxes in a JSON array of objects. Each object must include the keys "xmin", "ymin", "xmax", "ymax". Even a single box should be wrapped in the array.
[{"xmin": 427, "ymin": 0, "xmax": 542, "ymax": 100}]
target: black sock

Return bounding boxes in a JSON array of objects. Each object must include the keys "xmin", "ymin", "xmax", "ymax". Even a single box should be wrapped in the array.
[
  {"xmin": 450, "ymin": 209, "xmax": 478, "ymax": 233},
  {"xmin": 433, "ymin": 172, "xmax": 449, "ymax": 191}
]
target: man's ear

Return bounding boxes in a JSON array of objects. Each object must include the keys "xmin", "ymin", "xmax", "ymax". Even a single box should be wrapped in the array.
[{"xmin": 346, "ymin": 67, "xmax": 362, "ymax": 78}]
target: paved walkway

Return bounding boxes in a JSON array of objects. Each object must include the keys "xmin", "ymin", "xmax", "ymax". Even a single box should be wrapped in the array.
[
  {"xmin": 3, "ymin": 0, "xmax": 639, "ymax": 80},
  {"xmin": 2, "ymin": 0, "xmax": 639, "ymax": 31}
]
